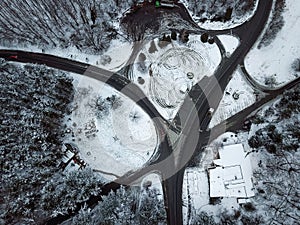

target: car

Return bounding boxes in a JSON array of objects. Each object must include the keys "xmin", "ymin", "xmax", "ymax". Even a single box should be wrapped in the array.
[
  {"xmin": 199, "ymin": 108, "xmax": 214, "ymax": 132},
  {"xmin": 9, "ymin": 55, "xmax": 18, "ymax": 60},
  {"xmin": 208, "ymin": 108, "xmax": 214, "ymax": 115},
  {"xmin": 63, "ymin": 143, "xmax": 79, "ymax": 154},
  {"xmin": 243, "ymin": 120, "xmax": 252, "ymax": 130}
]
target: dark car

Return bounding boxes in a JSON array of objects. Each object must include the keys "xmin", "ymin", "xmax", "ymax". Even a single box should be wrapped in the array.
[
  {"xmin": 64, "ymin": 143, "xmax": 79, "ymax": 154},
  {"xmin": 243, "ymin": 120, "xmax": 252, "ymax": 130}
]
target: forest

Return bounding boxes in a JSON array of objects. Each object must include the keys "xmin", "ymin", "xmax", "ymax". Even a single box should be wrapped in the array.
[
  {"xmin": 0, "ymin": 61, "xmax": 105, "ymax": 224},
  {"xmin": 246, "ymin": 85, "xmax": 300, "ymax": 225},
  {"xmin": 70, "ymin": 186, "xmax": 166, "ymax": 225},
  {"xmin": 0, "ymin": 61, "xmax": 166, "ymax": 225},
  {"xmin": 186, "ymin": 0, "xmax": 257, "ymax": 23},
  {"xmin": 0, "ymin": 0, "xmax": 136, "ymax": 54}
]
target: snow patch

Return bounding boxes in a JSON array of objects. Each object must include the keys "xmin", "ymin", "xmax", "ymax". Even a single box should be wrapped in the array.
[
  {"xmin": 245, "ymin": 0, "xmax": 300, "ymax": 87},
  {"xmin": 141, "ymin": 173, "xmax": 163, "ymax": 200},
  {"xmin": 183, "ymin": 168, "xmax": 210, "ymax": 224},
  {"xmin": 217, "ymin": 35, "xmax": 240, "ymax": 57},
  {"xmin": 210, "ymin": 69, "xmax": 256, "ymax": 127}
]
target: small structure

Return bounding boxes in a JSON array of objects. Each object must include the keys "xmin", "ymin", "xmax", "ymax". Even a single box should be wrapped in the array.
[
  {"xmin": 208, "ymin": 144, "xmax": 254, "ymax": 200},
  {"xmin": 60, "ymin": 143, "xmax": 86, "ymax": 171},
  {"xmin": 155, "ymin": 0, "xmax": 175, "ymax": 8},
  {"xmin": 187, "ymin": 72, "xmax": 194, "ymax": 79},
  {"xmin": 61, "ymin": 150, "xmax": 75, "ymax": 164}
]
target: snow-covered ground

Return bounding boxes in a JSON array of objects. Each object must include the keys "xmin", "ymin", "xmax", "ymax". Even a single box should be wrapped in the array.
[
  {"xmin": 245, "ymin": 0, "xmax": 300, "ymax": 87},
  {"xmin": 217, "ymin": 35, "xmax": 240, "ymax": 57},
  {"xmin": 210, "ymin": 68, "xmax": 256, "ymax": 127},
  {"xmin": 140, "ymin": 173, "xmax": 164, "ymax": 199},
  {"xmin": 64, "ymin": 74, "xmax": 158, "ymax": 179},
  {"xmin": 182, "ymin": 168, "xmax": 210, "ymax": 224},
  {"xmin": 0, "ymin": 36, "xmax": 132, "ymax": 72},
  {"xmin": 133, "ymin": 35, "xmax": 221, "ymax": 120},
  {"xmin": 193, "ymin": 1, "xmax": 258, "ymax": 30},
  {"xmin": 95, "ymin": 39, "xmax": 133, "ymax": 71}
]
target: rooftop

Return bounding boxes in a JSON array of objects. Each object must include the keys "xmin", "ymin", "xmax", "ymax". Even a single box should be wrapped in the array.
[{"xmin": 208, "ymin": 143, "xmax": 254, "ymax": 198}]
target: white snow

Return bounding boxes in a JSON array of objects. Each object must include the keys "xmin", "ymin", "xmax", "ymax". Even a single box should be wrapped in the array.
[
  {"xmin": 217, "ymin": 35, "xmax": 240, "ymax": 57},
  {"xmin": 0, "ymin": 36, "xmax": 132, "ymax": 72},
  {"xmin": 245, "ymin": 0, "xmax": 300, "ymax": 87},
  {"xmin": 183, "ymin": 168, "xmax": 210, "ymax": 224},
  {"xmin": 140, "ymin": 173, "xmax": 164, "ymax": 199},
  {"xmin": 64, "ymin": 74, "xmax": 158, "ymax": 179},
  {"xmin": 210, "ymin": 68, "xmax": 256, "ymax": 127},
  {"xmin": 133, "ymin": 35, "xmax": 221, "ymax": 120},
  {"xmin": 196, "ymin": 1, "xmax": 259, "ymax": 30},
  {"xmin": 97, "ymin": 39, "xmax": 133, "ymax": 71}
]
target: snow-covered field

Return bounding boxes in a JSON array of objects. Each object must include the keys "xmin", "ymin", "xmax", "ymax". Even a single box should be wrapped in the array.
[
  {"xmin": 218, "ymin": 34, "xmax": 240, "ymax": 57},
  {"xmin": 132, "ymin": 35, "xmax": 221, "ymax": 120},
  {"xmin": 245, "ymin": 0, "xmax": 300, "ymax": 87},
  {"xmin": 95, "ymin": 38, "xmax": 133, "ymax": 72},
  {"xmin": 64, "ymin": 74, "xmax": 158, "ymax": 179},
  {"xmin": 210, "ymin": 68, "xmax": 256, "ymax": 127}
]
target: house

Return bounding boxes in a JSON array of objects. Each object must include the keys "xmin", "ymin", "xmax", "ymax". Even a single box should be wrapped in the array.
[
  {"xmin": 208, "ymin": 143, "xmax": 255, "ymax": 200},
  {"xmin": 60, "ymin": 143, "xmax": 78, "ymax": 170}
]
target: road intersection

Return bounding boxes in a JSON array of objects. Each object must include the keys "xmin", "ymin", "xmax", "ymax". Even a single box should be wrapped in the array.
[{"xmin": 2, "ymin": 1, "xmax": 298, "ymax": 224}]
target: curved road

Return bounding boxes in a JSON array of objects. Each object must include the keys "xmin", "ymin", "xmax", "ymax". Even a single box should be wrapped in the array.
[
  {"xmin": 165, "ymin": 0, "xmax": 274, "ymax": 224},
  {"xmin": 0, "ymin": 0, "xmax": 276, "ymax": 224},
  {"xmin": 0, "ymin": 49, "xmax": 170, "ymax": 141}
]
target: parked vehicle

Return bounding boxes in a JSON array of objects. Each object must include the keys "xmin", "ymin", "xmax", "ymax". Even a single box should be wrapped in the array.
[
  {"xmin": 63, "ymin": 143, "xmax": 79, "ymax": 154},
  {"xmin": 155, "ymin": 0, "xmax": 175, "ymax": 8}
]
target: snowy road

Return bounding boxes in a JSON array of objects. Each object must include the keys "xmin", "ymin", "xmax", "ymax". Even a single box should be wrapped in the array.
[{"xmin": 0, "ymin": 0, "xmax": 278, "ymax": 224}]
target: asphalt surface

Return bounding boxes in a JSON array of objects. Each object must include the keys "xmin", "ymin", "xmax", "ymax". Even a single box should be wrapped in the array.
[
  {"xmin": 0, "ymin": 0, "xmax": 280, "ymax": 224},
  {"xmin": 163, "ymin": 1, "xmax": 274, "ymax": 224}
]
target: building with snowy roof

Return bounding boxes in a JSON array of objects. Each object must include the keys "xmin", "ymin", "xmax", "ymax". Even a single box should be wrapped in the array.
[{"xmin": 208, "ymin": 143, "xmax": 255, "ymax": 200}]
